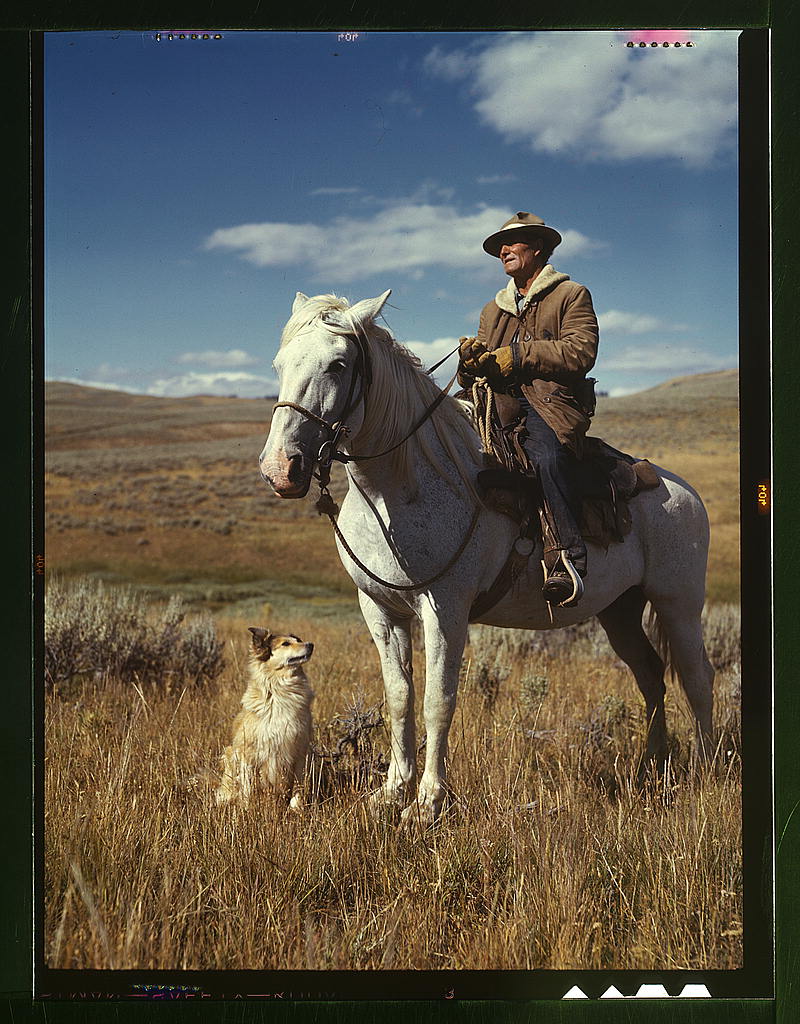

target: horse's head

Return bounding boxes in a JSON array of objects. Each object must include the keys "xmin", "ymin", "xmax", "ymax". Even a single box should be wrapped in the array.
[{"xmin": 259, "ymin": 289, "xmax": 391, "ymax": 497}]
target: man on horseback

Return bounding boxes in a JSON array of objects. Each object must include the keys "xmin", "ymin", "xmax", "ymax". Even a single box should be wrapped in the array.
[{"xmin": 458, "ymin": 211, "xmax": 599, "ymax": 607}]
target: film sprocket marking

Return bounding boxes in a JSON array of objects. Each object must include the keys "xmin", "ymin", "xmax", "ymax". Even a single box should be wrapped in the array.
[{"xmin": 153, "ymin": 32, "xmax": 223, "ymax": 42}]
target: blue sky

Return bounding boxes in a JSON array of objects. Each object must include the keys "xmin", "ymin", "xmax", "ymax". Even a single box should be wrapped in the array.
[{"xmin": 45, "ymin": 30, "xmax": 740, "ymax": 398}]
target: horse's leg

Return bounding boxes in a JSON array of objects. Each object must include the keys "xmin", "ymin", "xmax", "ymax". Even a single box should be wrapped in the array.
[
  {"xmin": 357, "ymin": 591, "xmax": 417, "ymax": 815},
  {"xmin": 597, "ymin": 585, "xmax": 668, "ymax": 777},
  {"xmin": 649, "ymin": 596, "xmax": 715, "ymax": 761},
  {"xmin": 401, "ymin": 601, "xmax": 468, "ymax": 828}
]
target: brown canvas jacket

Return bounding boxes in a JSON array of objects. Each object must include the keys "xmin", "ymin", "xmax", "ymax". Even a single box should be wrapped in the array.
[{"xmin": 459, "ymin": 266, "xmax": 599, "ymax": 455}]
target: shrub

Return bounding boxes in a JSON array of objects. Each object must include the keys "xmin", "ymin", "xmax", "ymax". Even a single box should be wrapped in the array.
[
  {"xmin": 44, "ymin": 576, "xmax": 225, "ymax": 689},
  {"xmin": 314, "ymin": 694, "xmax": 389, "ymax": 790},
  {"xmin": 520, "ymin": 673, "xmax": 549, "ymax": 714},
  {"xmin": 701, "ymin": 604, "xmax": 741, "ymax": 672}
]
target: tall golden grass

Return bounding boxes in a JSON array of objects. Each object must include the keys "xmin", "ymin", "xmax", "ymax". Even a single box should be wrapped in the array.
[
  {"xmin": 43, "ymin": 376, "xmax": 742, "ymax": 971},
  {"xmin": 44, "ymin": 609, "xmax": 742, "ymax": 972}
]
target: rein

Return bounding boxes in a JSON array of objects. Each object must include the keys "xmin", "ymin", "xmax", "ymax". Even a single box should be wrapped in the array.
[
  {"xmin": 272, "ymin": 324, "xmax": 476, "ymax": 592},
  {"xmin": 273, "ymin": 327, "xmax": 460, "ymax": 470}
]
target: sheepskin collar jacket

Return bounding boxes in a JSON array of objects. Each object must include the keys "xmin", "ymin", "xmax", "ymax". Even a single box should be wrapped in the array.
[
  {"xmin": 461, "ymin": 263, "xmax": 600, "ymax": 454},
  {"xmin": 494, "ymin": 264, "xmax": 571, "ymax": 315}
]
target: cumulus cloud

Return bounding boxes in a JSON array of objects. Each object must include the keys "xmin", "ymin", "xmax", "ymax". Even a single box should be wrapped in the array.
[
  {"xmin": 92, "ymin": 362, "xmax": 132, "ymax": 381},
  {"xmin": 424, "ymin": 31, "xmax": 738, "ymax": 167},
  {"xmin": 311, "ymin": 186, "xmax": 362, "ymax": 196},
  {"xmin": 598, "ymin": 310, "xmax": 688, "ymax": 335},
  {"xmin": 146, "ymin": 371, "xmax": 278, "ymax": 398},
  {"xmin": 598, "ymin": 344, "xmax": 736, "ymax": 373},
  {"xmin": 204, "ymin": 203, "xmax": 603, "ymax": 282},
  {"xmin": 606, "ymin": 385, "xmax": 641, "ymax": 397},
  {"xmin": 477, "ymin": 174, "xmax": 518, "ymax": 184},
  {"xmin": 386, "ymin": 89, "xmax": 424, "ymax": 115},
  {"xmin": 422, "ymin": 44, "xmax": 472, "ymax": 82},
  {"xmin": 403, "ymin": 336, "xmax": 462, "ymax": 386},
  {"xmin": 46, "ymin": 376, "xmax": 143, "ymax": 394},
  {"xmin": 177, "ymin": 348, "xmax": 258, "ymax": 368}
]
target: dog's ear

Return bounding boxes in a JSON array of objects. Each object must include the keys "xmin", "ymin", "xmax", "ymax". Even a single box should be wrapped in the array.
[{"xmin": 248, "ymin": 627, "xmax": 272, "ymax": 651}]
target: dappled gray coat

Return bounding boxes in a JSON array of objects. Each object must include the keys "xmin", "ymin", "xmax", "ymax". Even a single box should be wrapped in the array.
[{"xmin": 459, "ymin": 265, "xmax": 599, "ymax": 456}]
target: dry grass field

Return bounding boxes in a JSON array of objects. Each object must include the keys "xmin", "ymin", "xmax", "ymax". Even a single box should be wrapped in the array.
[
  {"xmin": 42, "ymin": 372, "xmax": 743, "ymax": 973},
  {"xmin": 44, "ymin": 369, "xmax": 739, "ymax": 610},
  {"xmin": 45, "ymin": 602, "xmax": 742, "ymax": 972}
]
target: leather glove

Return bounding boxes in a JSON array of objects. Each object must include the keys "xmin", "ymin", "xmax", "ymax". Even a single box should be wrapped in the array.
[
  {"xmin": 477, "ymin": 346, "xmax": 514, "ymax": 383},
  {"xmin": 458, "ymin": 337, "xmax": 487, "ymax": 376}
]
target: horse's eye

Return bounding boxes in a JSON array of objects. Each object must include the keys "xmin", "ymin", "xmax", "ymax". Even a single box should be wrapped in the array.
[{"xmin": 329, "ymin": 359, "xmax": 347, "ymax": 374}]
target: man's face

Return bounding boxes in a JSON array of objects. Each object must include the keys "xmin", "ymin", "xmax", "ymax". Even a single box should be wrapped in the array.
[{"xmin": 499, "ymin": 240, "xmax": 544, "ymax": 280}]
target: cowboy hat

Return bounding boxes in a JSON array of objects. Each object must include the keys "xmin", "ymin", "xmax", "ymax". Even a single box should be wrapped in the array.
[{"xmin": 482, "ymin": 211, "xmax": 562, "ymax": 258}]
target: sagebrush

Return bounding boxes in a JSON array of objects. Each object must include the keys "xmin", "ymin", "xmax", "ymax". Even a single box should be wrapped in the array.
[
  {"xmin": 45, "ymin": 576, "xmax": 225, "ymax": 689},
  {"xmin": 44, "ymin": 600, "xmax": 743, "ymax": 972}
]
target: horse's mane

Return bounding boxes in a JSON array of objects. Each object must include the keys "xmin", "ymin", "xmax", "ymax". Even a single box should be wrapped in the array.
[{"xmin": 281, "ymin": 294, "xmax": 481, "ymax": 498}]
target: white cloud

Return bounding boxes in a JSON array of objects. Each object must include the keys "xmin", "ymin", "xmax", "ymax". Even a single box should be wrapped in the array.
[
  {"xmin": 386, "ymin": 89, "xmax": 424, "ymax": 115},
  {"xmin": 146, "ymin": 371, "xmax": 278, "ymax": 398},
  {"xmin": 598, "ymin": 344, "xmax": 736, "ymax": 373},
  {"xmin": 403, "ymin": 336, "xmax": 462, "ymax": 386},
  {"xmin": 177, "ymin": 348, "xmax": 258, "ymax": 368},
  {"xmin": 311, "ymin": 186, "xmax": 362, "ymax": 196},
  {"xmin": 204, "ymin": 202, "xmax": 604, "ymax": 283},
  {"xmin": 425, "ymin": 31, "xmax": 738, "ymax": 167},
  {"xmin": 46, "ymin": 376, "xmax": 143, "ymax": 394},
  {"xmin": 422, "ymin": 45, "xmax": 471, "ymax": 82},
  {"xmin": 92, "ymin": 362, "xmax": 132, "ymax": 381},
  {"xmin": 477, "ymin": 174, "xmax": 518, "ymax": 184},
  {"xmin": 598, "ymin": 310, "xmax": 688, "ymax": 335},
  {"xmin": 205, "ymin": 222, "xmax": 328, "ymax": 268}
]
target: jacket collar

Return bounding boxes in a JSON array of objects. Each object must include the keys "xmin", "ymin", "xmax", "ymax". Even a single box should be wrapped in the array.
[{"xmin": 494, "ymin": 264, "xmax": 570, "ymax": 315}]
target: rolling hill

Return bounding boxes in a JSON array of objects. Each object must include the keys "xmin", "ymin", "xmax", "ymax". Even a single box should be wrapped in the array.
[{"xmin": 44, "ymin": 370, "xmax": 740, "ymax": 611}]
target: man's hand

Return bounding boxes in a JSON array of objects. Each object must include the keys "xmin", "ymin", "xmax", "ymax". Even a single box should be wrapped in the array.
[
  {"xmin": 458, "ymin": 336, "xmax": 487, "ymax": 376},
  {"xmin": 477, "ymin": 346, "xmax": 514, "ymax": 383}
]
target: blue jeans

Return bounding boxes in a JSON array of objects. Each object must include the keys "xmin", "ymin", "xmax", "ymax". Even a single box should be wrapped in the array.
[{"xmin": 517, "ymin": 394, "xmax": 587, "ymax": 575}]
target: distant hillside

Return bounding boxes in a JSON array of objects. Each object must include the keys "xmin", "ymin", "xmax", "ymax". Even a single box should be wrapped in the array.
[
  {"xmin": 591, "ymin": 369, "xmax": 738, "ymax": 457},
  {"xmin": 43, "ymin": 369, "xmax": 740, "ymax": 606},
  {"xmin": 46, "ymin": 369, "xmax": 738, "ymax": 454},
  {"xmin": 45, "ymin": 381, "xmax": 274, "ymax": 451}
]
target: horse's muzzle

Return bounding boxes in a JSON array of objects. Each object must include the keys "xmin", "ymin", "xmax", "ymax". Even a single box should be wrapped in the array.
[{"xmin": 259, "ymin": 449, "xmax": 312, "ymax": 498}]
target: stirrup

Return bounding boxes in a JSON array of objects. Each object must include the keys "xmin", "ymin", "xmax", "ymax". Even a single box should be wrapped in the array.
[{"xmin": 541, "ymin": 554, "xmax": 584, "ymax": 607}]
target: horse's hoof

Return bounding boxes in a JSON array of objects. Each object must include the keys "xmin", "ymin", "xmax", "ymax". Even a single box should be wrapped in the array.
[
  {"xmin": 399, "ymin": 802, "xmax": 438, "ymax": 832},
  {"xmin": 366, "ymin": 787, "xmax": 404, "ymax": 822}
]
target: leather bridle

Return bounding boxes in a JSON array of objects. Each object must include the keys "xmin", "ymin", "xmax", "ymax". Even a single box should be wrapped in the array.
[
  {"xmin": 268, "ymin": 319, "xmax": 477, "ymax": 593},
  {"xmin": 272, "ymin": 318, "xmax": 458, "ymax": 477}
]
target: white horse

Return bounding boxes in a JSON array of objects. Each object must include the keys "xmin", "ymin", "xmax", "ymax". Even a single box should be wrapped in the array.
[{"xmin": 260, "ymin": 290, "xmax": 715, "ymax": 825}]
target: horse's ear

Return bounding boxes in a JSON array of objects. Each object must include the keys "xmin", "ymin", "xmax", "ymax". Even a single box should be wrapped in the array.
[
  {"xmin": 292, "ymin": 292, "xmax": 310, "ymax": 315},
  {"xmin": 348, "ymin": 289, "xmax": 391, "ymax": 325}
]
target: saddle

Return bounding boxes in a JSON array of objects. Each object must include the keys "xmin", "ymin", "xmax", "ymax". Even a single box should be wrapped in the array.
[
  {"xmin": 477, "ymin": 435, "xmax": 661, "ymax": 549},
  {"xmin": 466, "ymin": 392, "xmax": 661, "ymax": 621}
]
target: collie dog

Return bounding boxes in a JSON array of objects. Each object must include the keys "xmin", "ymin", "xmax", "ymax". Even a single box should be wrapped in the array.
[{"xmin": 215, "ymin": 627, "xmax": 314, "ymax": 810}]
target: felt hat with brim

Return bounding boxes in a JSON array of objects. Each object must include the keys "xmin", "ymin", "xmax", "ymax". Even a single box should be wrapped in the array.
[{"xmin": 482, "ymin": 212, "xmax": 562, "ymax": 257}]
